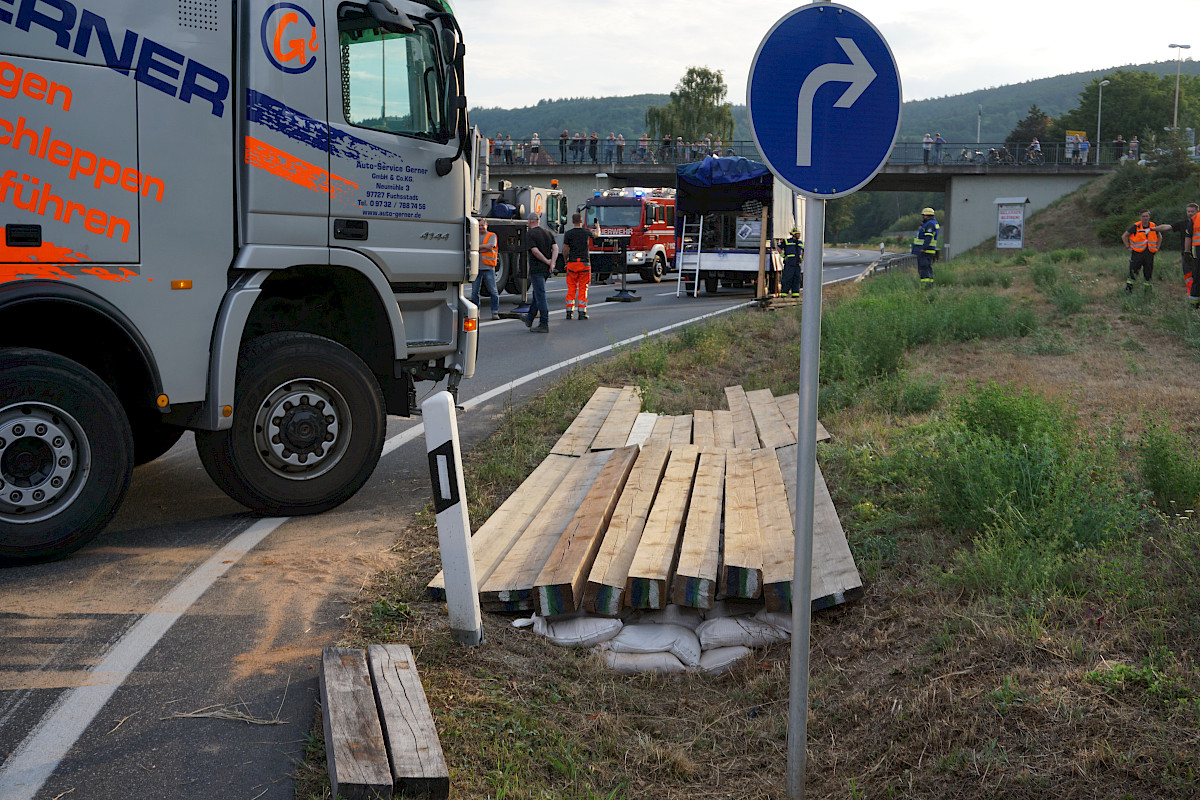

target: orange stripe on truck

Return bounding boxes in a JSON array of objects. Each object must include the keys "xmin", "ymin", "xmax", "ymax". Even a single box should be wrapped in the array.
[{"xmin": 244, "ymin": 135, "xmax": 357, "ymax": 199}]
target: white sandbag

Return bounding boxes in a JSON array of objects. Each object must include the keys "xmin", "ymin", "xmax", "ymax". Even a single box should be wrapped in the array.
[
  {"xmin": 600, "ymin": 649, "xmax": 687, "ymax": 675},
  {"xmin": 700, "ymin": 646, "xmax": 753, "ymax": 674},
  {"xmin": 604, "ymin": 623, "xmax": 702, "ymax": 668},
  {"xmin": 627, "ymin": 604, "xmax": 703, "ymax": 631},
  {"xmin": 754, "ymin": 607, "xmax": 792, "ymax": 634},
  {"xmin": 696, "ymin": 615, "xmax": 789, "ymax": 650},
  {"xmin": 512, "ymin": 614, "xmax": 622, "ymax": 648}
]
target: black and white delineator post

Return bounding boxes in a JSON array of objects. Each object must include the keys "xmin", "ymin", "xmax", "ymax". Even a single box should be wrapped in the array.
[{"xmin": 422, "ymin": 391, "xmax": 483, "ymax": 646}]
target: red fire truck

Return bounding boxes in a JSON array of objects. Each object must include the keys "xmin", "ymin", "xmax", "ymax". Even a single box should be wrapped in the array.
[{"xmin": 582, "ymin": 187, "xmax": 676, "ymax": 283}]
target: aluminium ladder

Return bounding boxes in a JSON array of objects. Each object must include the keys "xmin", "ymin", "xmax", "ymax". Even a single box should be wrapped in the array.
[{"xmin": 675, "ymin": 214, "xmax": 704, "ymax": 297}]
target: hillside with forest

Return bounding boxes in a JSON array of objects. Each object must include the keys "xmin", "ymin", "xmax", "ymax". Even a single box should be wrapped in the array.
[{"xmin": 471, "ymin": 59, "xmax": 1200, "ymax": 145}]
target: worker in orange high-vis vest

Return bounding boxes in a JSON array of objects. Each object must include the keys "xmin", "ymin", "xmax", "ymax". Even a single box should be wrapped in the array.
[
  {"xmin": 471, "ymin": 218, "xmax": 501, "ymax": 319},
  {"xmin": 1151, "ymin": 202, "xmax": 1199, "ymax": 307},
  {"xmin": 1122, "ymin": 209, "xmax": 1160, "ymax": 293},
  {"xmin": 562, "ymin": 212, "xmax": 599, "ymax": 320}
]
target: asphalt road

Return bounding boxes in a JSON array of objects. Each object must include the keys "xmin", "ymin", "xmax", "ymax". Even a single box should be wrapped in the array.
[{"xmin": 0, "ymin": 253, "xmax": 871, "ymax": 800}]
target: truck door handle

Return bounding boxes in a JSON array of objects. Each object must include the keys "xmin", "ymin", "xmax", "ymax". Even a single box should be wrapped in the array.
[{"xmin": 334, "ymin": 219, "xmax": 368, "ymax": 240}]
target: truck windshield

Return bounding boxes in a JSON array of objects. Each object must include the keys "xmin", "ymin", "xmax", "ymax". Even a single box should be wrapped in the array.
[
  {"xmin": 339, "ymin": 22, "xmax": 447, "ymax": 140},
  {"xmin": 584, "ymin": 205, "xmax": 641, "ymax": 228}
]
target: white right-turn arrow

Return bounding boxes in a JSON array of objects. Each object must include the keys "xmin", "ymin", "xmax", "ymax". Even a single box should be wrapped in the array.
[{"xmin": 795, "ymin": 37, "xmax": 877, "ymax": 167}]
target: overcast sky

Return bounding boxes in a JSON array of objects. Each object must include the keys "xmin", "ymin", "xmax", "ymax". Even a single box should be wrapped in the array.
[{"xmin": 455, "ymin": 0, "xmax": 1197, "ymax": 110}]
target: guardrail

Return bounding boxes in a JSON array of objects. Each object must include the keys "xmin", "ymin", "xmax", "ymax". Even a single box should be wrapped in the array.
[{"xmin": 486, "ymin": 139, "xmax": 1130, "ymax": 168}]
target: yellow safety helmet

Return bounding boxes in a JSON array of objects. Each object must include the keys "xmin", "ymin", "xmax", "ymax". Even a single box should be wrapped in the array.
[{"xmin": 921, "ymin": 207, "xmax": 936, "ymax": 216}]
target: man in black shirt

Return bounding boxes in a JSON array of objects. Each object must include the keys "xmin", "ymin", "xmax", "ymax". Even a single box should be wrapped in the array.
[
  {"xmin": 1152, "ymin": 202, "xmax": 1200, "ymax": 306},
  {"xmin": 522, "ymin": 213, "xmax": 558, "ymax": 333},
  {"xmin": 562, "ymin": 213, "xmax": 599, "ymax": 320}
]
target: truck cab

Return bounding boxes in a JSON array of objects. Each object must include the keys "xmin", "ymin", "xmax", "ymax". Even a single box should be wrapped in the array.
[{"xmin": 0, "ymin": 0, "xmax": 479, "ymax": 560}]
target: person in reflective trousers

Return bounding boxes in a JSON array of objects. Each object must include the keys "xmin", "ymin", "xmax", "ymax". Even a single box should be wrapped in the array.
[
  {"xmin": 562, "ymin": 213, "xmax": 599, "ymax": 320},
  {"xmin": 1122, "ymin": 209, "xmax": 1160, "ymax": 293},
  {"xmin": 1150, "ymin": 203, "xmax": 1198, "ymax": 305},
  {"xmin": 781, "ymin": 227, "xmax": 804, "ymax": 297},
  {"xmin": 911, "ymin": 207, "xmax": 940, "ymax": 287}
]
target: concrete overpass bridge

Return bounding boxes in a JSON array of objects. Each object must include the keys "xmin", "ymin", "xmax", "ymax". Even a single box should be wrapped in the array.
[{"xmin": 486, "ymin": 139, "xmax": 1119, "ymax": 256}]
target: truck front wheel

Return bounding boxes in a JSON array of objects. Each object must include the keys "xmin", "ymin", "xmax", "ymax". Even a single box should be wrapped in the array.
[
  {"xmin": 640, "ymin": 254, "xmax": 666, "ymax": 283},
  {"xmin": 195, "ymin": 333, "xmax": 385, "ymax": 515},
  {"xmin": 0, "ymin": 349, "xmax": 133, "ymax": 562}
]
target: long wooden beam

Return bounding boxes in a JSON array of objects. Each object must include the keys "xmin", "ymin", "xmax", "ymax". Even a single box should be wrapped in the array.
[
  {"xmin": 625, "ymin": 446, "xmax": 700, "ymax": 609},
  {"xmin": 589, "ymin": 386, "xmax": 642, "ymax": 450},
  {"xmin": 720, "ymin": 447, "xmax": 762, "ymax": 598},
  {"xmin": 671, "ymin": 449, "xmax": 726, "ymax": 609},
  {"xmin": 724, "ymin": 386, "xmax": 761, "ymax": 449},
  {"xmin": 552, "ymin": 386, "xmax": 622, "ymax": 456}
]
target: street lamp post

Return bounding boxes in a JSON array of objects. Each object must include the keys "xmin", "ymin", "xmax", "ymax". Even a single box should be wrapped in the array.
[
  {"xmin": 1169, "ymin": 43, "xmax": 1191, "ymax": 130},
  {"xmin": 1097, "ymin": 80, "xmax": 1110, "ymax": 165}
]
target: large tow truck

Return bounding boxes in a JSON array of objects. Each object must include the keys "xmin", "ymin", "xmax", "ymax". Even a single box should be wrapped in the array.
[
  {"xmin": 0, "ymin": 0, "xmax": 480, "ymax": 560},
  {"xmin": 582, "ymin": 187, "xmax": 676, "ymax": 283},
  {"xmin": 481, "ymin": 180, "xmax": 569, "ymax": 294}
]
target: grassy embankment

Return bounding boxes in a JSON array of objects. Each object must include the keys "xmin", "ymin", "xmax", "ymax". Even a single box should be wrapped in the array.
[{"xmin": 298, "ymin": 245, "xmax": 1200, "ymax": 800}]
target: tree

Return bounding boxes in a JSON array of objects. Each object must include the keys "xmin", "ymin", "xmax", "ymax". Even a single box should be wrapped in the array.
[
  {"xmin": 645, "ymin": 67, "xmax": 734, "ymax": 143},
  {"xmin": 1005, "ymin": 104, "xmax": 1051, "ymax": 146},
  {"xmin": 1047, "ymin": 70, "xmax": 1200, "ymax": 147},
  {"xmin": 825, "ymin": 194, "xmax": 867, "ymax": 243}
]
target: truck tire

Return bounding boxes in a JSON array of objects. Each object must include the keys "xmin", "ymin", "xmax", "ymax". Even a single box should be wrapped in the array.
[
  {"xmin": 0, "ymin": 348, "xmax": 133, "ymax": 562},
  {"xmin": 490, "ymin": 260, "xmax": 510, "ymax": 297},
  {"xmin": 640, "ymin": 254, "xmax": 666, "ymax": 283},
  {"xmin": 704, "ymin": 275, "xmax": 719, "ymax": 294},
  {"xmin": 195, "ymin": 333, "xmax": 385, "ymax": 516}
]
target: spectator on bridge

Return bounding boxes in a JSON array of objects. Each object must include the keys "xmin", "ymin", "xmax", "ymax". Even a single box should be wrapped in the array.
[
  {"xmin": 603, "ymin": 132, "xmax": 615, "ymax": 164},
  {"xmin": 934, "ymin": 133, "xmax": 945, "ymax": 164},
  {"xmin": 530, "ymin": 132, "xmax": 540, "ymax": 163},
  {"xmin": 922, "ymin": 133, "xmax": 933, "ymax": 164},
  {"xmin": 1080, "ymin": 136, "xmax": 1090, "ymax": 165},
  {"xmin": 504, "ymin": 134, "xmax": 514, "ymax": 165},
  {"xmin": 1069, "ymin": 135, "xmax": 1080, "ymax": 165},
  {"xmin": 616, "ymin": 133, "xmax": 625, "ymax": 164},
  {"xmin": 589, "ymin": 131, "xmax": 599, "ymax": 163},
  {"xmin": 1129, "ymin": 136, "xmax": 1140, "ymax": 161},
  {"xmin": 559, "ymin": 130, "xmax": 568, "ymax": 164},
  {"xmin": 713, "ymin": 135, "xmax": 723, "ymax": 155},
  {"xmin": 1112, "ymin": 135, "xmax": 1126, "ymax": 164},
  {"xmin": 660, "ymin": 133, "xmax": 672, "ymax": 163},
  {"xmin": 638, "ymin": 134, "xmax": 649, "ymax": 163},
  {"xmin": 1122, "ymin": 209, "xmax": 1160, "ymax": 293}
]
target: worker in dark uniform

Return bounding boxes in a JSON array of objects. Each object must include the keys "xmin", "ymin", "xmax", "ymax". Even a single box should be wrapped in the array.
[
  {"xmin": 780, "ymin": 227, "xmax": 804, "ymax": 297},
  {"xmin": 1122, "ymin": 209, "xmax": 1160, "ymax": 293},
  {"xmin": 1152, "ymin": 203, "xmax": 1199, "ymax": 306},
  {"xmin": 911, "ymin": 207, "xmax": 940, "ymax": 287}
]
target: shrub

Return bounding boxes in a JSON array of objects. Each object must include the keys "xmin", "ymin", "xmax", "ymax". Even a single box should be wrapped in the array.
[
  {"xmin": 1029, "ymin": 261, "xmax": 1058, "ymax": 289},
  {"xmin": 870, "ymin": 373, "xmax": 943, "ymax": 416},
  {"xmin": 1047, "ymin": 248, "xmax": 1087, "ymax": 264},
  {"xmin": 1138, "ymin": 417, "xmax": 1200, "ymax": 511}
]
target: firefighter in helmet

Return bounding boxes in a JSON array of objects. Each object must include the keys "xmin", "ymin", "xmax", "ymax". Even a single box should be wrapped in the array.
[
  {"xmin": 781, "ymin": 227, "xmax": 804, "ymax": 297},
  {"xmin": 911, "ymin": 207, "xmax": 940, "ymax": 287}
]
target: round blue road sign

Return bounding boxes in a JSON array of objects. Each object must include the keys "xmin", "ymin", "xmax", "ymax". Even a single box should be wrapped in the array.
[{"xmin": 748, "ymin": 3, "xmax": 902, "ymax": 199}]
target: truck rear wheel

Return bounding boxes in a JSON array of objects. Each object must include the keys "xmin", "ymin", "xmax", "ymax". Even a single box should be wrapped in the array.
[
  {"xmin": 704, "ymin": 276, "xmax": 719, "ymax": 294},
  {"xmin": 0, "ymin": 349, "xmax": 133, "ymax": 562},
  {"xmin": 195, "ymin": 333, "xmax": 385, "ymax": 515}
]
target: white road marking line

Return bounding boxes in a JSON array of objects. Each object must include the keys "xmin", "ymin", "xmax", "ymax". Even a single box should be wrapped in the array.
[
  {"xmin": 0, "ymin": 297, "xmax": 753, "ymax": 798},
  {"xmin": 0, "ymin": 517, "xmax": 288, "ymax": 800}
]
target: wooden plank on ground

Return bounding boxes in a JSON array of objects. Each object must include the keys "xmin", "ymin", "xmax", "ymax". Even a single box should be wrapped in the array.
[
  {"xmin": 625, "ymin": 412, "xmax": 658, "ymax": 447},
  {"xmin": 552, "ymin": 386, "xmax": 622, "ymax": 456},
  {"xmin": 692, "ymin": 410, "xmax": 716, "ymax": 449},
  {"xmin": 775, "ymin": 393, "xmax": 831, "ymax": 442},
  {"xmin": 426, "ymin": 454, "xmax": 574, "ymax": 600},
  {"xmin": 534, "ymin": 446, "xmax": 640, "ymax": 616},
  {"xmin": 582, "ymin": 444, "xmax": 671, "ymax": 615},
  {"xmin": 670, "ymin": 414, "xmax": 693, "ymax": 446},
  {"xmin": 367, "ymin": 644, "xmax": 449, "ymax": 800},
  {"xmin": 747, "ymin": 388, "xmax": 794, "ymax": 449},
  {"xmin": 776, "ymin": 444, "xmax": 862, "ymax": 609},
  {"xmin": 720, "ymin": 448, "xmax": 763, "ymax": 599},
  {"xmin": 712, "ymin": 409, "xmax": 735, "ymax": 449},
  {"xmin": 671, "ymin": 449, "xmax": 726, "ymax": 609},
  {"xmin": 479, "ymin": 450, "xmax": 612, "ymax": 606},
  {"xmin": 320, "ymin": 648, "xmax": 392, "ymax": 800},
  {"xmin": 724, "ymin": 385, "xmax": 761, "ymax": 449},
  {"xmin": 625, "ymin": 446, "xmax": 700, "ymax": 609},
  {"xmin": 754, "ymin": 448, "xmax": 797, "ymax": 612},
  {"xmin": 647, "ymin": 415, "xmax": 675, "ymax": 444},
  {"xmin": 590, "ymin": 386, "xmax": 642, "ymax": 450}
]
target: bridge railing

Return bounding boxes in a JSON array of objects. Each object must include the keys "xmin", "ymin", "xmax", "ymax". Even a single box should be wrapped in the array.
[{"xmin": 485, "ymin": 139, "xmax": 1130, "ymax": 168}]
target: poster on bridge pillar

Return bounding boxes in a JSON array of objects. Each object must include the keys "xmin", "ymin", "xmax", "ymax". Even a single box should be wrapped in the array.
[{"xmin": 996, "ymin": 204, "xmax": 1025, "ymax": 249}]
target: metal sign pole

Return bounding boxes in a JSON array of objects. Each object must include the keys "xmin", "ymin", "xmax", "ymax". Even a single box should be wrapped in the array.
[{"xmin": 787, "ymin": 197, "xmax": 823, "ymax": 799}]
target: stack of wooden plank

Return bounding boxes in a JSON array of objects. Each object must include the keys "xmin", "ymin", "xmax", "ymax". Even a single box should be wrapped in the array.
[{"xmin": 427, "ymin": 385, "xmax": 857, "ymax": 617}]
